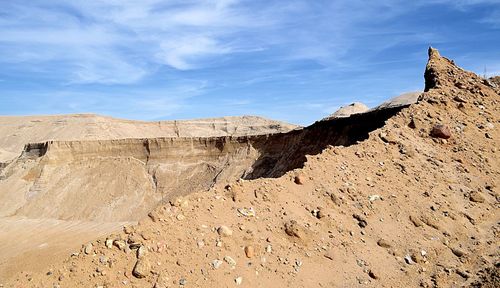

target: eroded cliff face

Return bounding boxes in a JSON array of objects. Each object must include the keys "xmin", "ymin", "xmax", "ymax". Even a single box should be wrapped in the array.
[
  {"xmin": 0, "ymin": 103, "xmax": 411, "ymax": 222},
  {"xmin": 0, "ymin": 137, "xmax": 259, "ymax": 221},
  {"xmin": 0, "ymin": 114, "xmax": 297, "ymax": 163}
]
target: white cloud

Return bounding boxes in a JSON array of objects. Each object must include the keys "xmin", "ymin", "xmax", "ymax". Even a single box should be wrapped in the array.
[
  {"xmin": 0, "ymin": 0, "xmax": 251, "ymax": 82},
  {"xmin": 157, "ymin": 36, "xmax": 231, "ymax": 70},
  {"xmin": 0, "ymin": 0, "xmax": 497, "ymax": 85}
]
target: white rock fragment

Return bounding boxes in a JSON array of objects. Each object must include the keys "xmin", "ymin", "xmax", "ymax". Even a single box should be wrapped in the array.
[
  {"xmin": 211, "ymin": 259, "xmax": 223, "ymax": 269},
  {"xmin": 224, "ymin": 256, "xmax": 236, "ymax": 267},
  {"xmin": 237, "ymin": 207, "xmax": 256, "ymax": 217},
  {"xmin": 84, "ymin": 243, "xmax": 93, "ymax": 255},
  {"xmin": 105, "ymin": 238, "xmax": 113, "ymax": 249},
  {"xmin": 235, "ymin": 276, "xmax": 243, "ymax": 285},
  {"xmin": 217, "ymin": 225, "xmax": 233, "ymax": 237}
]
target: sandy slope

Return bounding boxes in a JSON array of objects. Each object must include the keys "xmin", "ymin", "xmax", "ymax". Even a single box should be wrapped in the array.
[
  {"xmin": 3, "ymin": 48, "xmax": 500, "ymax": 287},
  {"xmin": 0, "ymin": 217, "xmax": 129, "ymax": 281}
]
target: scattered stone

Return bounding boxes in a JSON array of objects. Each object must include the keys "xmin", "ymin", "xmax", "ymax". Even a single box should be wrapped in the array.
[
  {"xmin": 284, "ymin": 220, "xmax": 306, "ymax": 239},
  {"xmin": 154, "ymin": 272, "xmax": 170, "ymax": 288},
  {"xmin": 404, "ymin": 255, "xmax": 415, "ymax": 265},
  {"xmin": 379, "ymin": 132, "xmax": 398, "ymax": 144},
  {"xmin": 176, "ymin": 214, "xmax": 185, "ymax": 221},
  {"xmin": 356, "ymin": 259, "xmax": 366, "ymax": 267},
  {"xmin": 132, "ymin": 259, "xmax": 150, "ymax": 278},
  {"xmin": 330, "ymin": 193, "xmax": 341, "ymax": 206},
  {"xmin": 377, "ymin": 239, "xmax": 391, "ymax": 248},
  {"xmin": 171, "ymin": 197, "xmax": 189, "ymax": 208},
  {"xmin": 237, "ymin": 207, "xmax": 256, "ymax": 217},
  {"xmin": 294, "ymin": 175, "xmax": 305, "ymax": 185},
  {"xmin": 430, "ymin": 124, "xmax": 451, "ymax": 139},
  {"xmin": 368, "ymin": 270, "xmax": 379, "ymax": 280},
  {"xmin": 369, "ymin": 195, "xmax": 382, "ymax": 202},
  {"xmin": 244, "ymin": 245, "xmax": 254, "ymax": 258},
  {"xmin": 324, "ymin": 251, "xmax": 335, "ymax": 261},
  {"xmin": 409, "ymin": 215, "xmax": 424, "ymax": 227},
  {"xmin": 84, "ymin": 243, "xmax": 93, "ymax": 255},
  {"xmin": 456, "ymin": 269, "xmax": 470, "ymax": 279},
  {"xmin": 217, "ymin": 225, "xmax": 233, "ymax": 237},
  {"xmin": 451, "ymin": 247, "xmax": 466, "ymax": 258},
  {"xmin": 197, "ymin": 240, "xmax": 205, "ymax": 248},
  {"xmin": 316, "ymin": 209, "xmax": 326, "ymax": 219},
  {"xmin": 453, "ymin": 95, "xmax": 467, "ymax": 103},
  {"xmin": 129, "ymin": 239, "xmax": 142, "ymax": 249},
  {"xmin": 265, "ymin": 244, "xmax": 272, "ymax": 253},
  {"xmin": 410, "ymin": 251, "xmax": 425, "ymax": 264},
  {"xmin": 235, "ymin": 276, "xmax": 243, "ymax": 285},
  {"xmin": 408, "ymin": 118, "xmax": 417, "ymax": 129},
  {"xmin": 141, "ymin": 232, "xmax": 152, "ymax": 240},
  {"xmin": 469, "ymin": 192, "xmax": 485, "ymax": 203},
  {"xmin": 99, "ymin": 256, "xmax": 108, "ymax": 264},
  {"xmin": 353, "ymin": 214, "xmax": 367, "ymax": 228},
  {"xmin": 224, "ymin": 256, "xmax": 236, "ymax": 267},
  {"xmin": 123, "ymin": 226, "xmax": 134, "ymax": 234},
  {"xmin": 211, "ymin": 259, "xmax": 223, "ymax": 269},
  {"xmin": 105, "ymin": 238, "xmax": 114, "ymax": 249},
  {"xmin": 113, "ymin": 240, "xmax": 127, "ymax": 250},
  {"xmin": 421, "ymin": 215, "xmax": 440, "ymax": 230},
  {"xmin": 179, "ymin": 278, "xmax": 187, "ymax": 286},
  {"xmin": 148, "ymin": 211, "xmax": 160, "ymax": 222},
  {"xmin": 137, "ymin": 246, "xmax": 147, "ymax": 259},
  {"xmin": 294, "ymin": 259, "xmax": 303, "ymax": 272},
  {"xmin": 311, "ymin": 208, "xmax": 324, "ymax": 219},
  {"xmin": 225, "ymin": 184, "xmax": 240, "ymax": 202}
]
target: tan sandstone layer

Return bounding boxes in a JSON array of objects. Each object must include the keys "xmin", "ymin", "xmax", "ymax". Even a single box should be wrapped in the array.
[{"xmin": 0, "ymin": 115, "xmax": 297, "ymax": 163}]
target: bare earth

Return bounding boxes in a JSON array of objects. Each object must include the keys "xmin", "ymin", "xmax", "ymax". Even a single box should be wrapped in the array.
[{"xmin": 1, "ymin": 48, "xmax": 499, "ymax": 287}]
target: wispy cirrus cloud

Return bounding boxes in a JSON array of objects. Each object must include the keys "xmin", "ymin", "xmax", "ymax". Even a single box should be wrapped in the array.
[
  {"xmin": 0, "ymin": 0, "xmax": 445, "ymax": 84},
  {"xmin": 0, "ymin": 1, "xmax": 498, "ymax": 124}
]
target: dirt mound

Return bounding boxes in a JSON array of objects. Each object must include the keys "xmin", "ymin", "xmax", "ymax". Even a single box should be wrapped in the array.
[
  {"xmin": 324, "ymin": 102, "xmax": 369, "ymax": 120},
  {"xmin": 3, "ymin": 48, "xmax": 500, "ymax": 287},
  {"xmin": 372, "ymin": 92, "xmax": 421, "ymax": 110}
]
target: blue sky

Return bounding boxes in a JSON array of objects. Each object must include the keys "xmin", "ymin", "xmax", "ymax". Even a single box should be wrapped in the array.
[{"xmin": 0, "ymin": 0, "xmax": 499, "ymax": 125}]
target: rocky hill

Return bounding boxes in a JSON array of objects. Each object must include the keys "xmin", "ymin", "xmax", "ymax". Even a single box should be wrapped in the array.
[{"xmin": 2, "ymin": 48, "xmax": 499, "ymax": 287}]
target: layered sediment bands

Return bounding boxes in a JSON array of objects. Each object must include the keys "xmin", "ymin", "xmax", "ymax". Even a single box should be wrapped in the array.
[
  {"xmin": 0, "ymin": 114, "xmax": 297, "ymax": 163},
  {"xmin": 2, "ymin": 137, "xmax": 260, "ymax": 221},
  {"xmin": 0, "ymin": 104, "xmax": 410, "ymax": 222}
]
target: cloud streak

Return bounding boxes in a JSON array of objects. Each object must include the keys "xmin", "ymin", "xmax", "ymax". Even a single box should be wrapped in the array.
[
  {"xmin": 0, "ymin": 1, "xmax": 498, "ymax": 124},
  {"xmin": 1, "ymin": 0, "xmax": 442, "ymax": 83}
]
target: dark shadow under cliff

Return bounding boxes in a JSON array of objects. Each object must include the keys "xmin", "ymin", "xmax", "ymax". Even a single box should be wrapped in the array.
[{"xmin": 244, "ymin": 105, "xmax": 409, "ymax": 179}]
